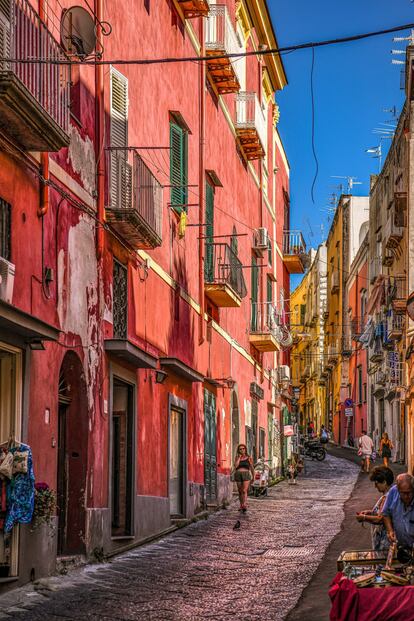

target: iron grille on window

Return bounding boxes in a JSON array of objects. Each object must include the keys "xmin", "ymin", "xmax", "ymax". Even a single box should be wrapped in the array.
[
  {"xmin": 0, "ymin": 198, "xmax": 11, "ymax": 260},
  {"xmin": 113, "ymin": 260, "xmax": 127, "ymax": 339}
]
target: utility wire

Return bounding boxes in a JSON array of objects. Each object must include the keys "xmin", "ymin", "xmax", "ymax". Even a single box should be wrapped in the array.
[
  {"xmin": 310, "ymin": 48, "xmax": 319, "ymax": 204},
  {"xmin": 2, "ymin": 21, "xmax": 414, "ymax": 65}
]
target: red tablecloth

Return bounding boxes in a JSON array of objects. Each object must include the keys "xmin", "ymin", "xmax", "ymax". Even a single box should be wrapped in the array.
[{"xmin": 329, "ymin": 573, "xmax": 414, "ymax": 621}]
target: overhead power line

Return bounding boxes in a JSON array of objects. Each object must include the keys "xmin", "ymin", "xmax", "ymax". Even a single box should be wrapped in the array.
[{"xmin": 1, "ymin": 21, "xmax": 414, "ymax": 66}]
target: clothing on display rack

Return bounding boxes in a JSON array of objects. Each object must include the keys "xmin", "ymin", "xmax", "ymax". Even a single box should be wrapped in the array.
[{"xmin": 0, "ymin": 441, "xmax": 35, "ymax": 533}]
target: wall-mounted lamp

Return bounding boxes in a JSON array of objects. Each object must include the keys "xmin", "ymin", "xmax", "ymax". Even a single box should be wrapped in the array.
[
  {"xmin": 28, "ymin": 340, "xmax": 45, "ymax": 351},
  {"xmin": 155, "ymin": 369, "xmax": 168, "ymax": 384}
]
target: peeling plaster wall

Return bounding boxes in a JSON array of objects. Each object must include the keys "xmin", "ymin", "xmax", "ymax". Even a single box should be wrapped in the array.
[
  {"xmin": 67, "ymin": 125, "xmax": 96, "ymax": 197},
  {"xmin": 57, "ymin": 215, "xmax": 99, "ymax": 412}
]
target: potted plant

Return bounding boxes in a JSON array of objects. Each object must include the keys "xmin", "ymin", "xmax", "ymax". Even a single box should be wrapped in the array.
[{"xmin": 32, "ymin": 482, "xmax": 56, "ymax": 530}]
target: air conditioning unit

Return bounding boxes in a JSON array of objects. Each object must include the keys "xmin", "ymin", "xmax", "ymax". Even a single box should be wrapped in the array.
[
  {"xmin": 278, "ymin": 365, "xmax": 290, "ymax": 383},
  {"xmin": 0, "ymin": 257, "xmax": 15, "ymax": 304},
  {"xmin": 253, "ymin": 227, "xmax": 269, "ymax": 256}
]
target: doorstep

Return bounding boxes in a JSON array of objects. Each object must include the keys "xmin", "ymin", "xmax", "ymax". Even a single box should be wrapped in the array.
[{"xmin": 56, "ymin": 555, "xmax": 86, "ymax": 574}]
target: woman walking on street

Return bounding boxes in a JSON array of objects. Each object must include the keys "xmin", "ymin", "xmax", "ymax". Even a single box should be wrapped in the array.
[
  {"xmin": 380, "ymin": 432, "xmax": 393, "ymax": 468},
  {"xmin": 234, "ymin": 444, "xmax": 254, "ymax": 513},
  {"xmin": 355, "ymin": 466, "xmax": 394, "ymax": 550}
]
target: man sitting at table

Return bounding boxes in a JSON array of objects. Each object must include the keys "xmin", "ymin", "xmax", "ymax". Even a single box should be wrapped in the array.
[{"xmin": 382, "ymin": 473, "xmax": 414, "ymax": 546}]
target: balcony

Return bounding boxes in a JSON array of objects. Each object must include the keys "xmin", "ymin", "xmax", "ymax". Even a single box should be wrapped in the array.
[
  {"xmin": 0, "ymin": 0, "xmax": 70, "ymax": 151},
  {"xmin": 300, "ymin": 364, "xmax": 311, "ymax": 382},
  {"xmin": 330, "ymin": 270, "xmax": 340, "ymax": 294},
  {"xmin": 387, "ymin": 313, "xmax": 405, "ymax": 341},
  {"xmin": 327, "ymin": 344, "xmax": 339, "ymax": 365},
  {"xmin": 282, "ymin": 231, "xmax": 307, "ymax": 273},
  {"xmin": 204, "ymin": 242, "xmax": 247, "ymax": 307},
  {"xmin": 369, "ymin": 340, "xmax": 384, "ymax": 364},
  {"xmin": 388, "ymin": 275, "xmax": 407, "ymax": 314},
  {"xmin": 383, "ymin": 208, "xmax": 405, "ymax": 250},
  {"xmin": 177, "ymin": 0, "xmax": 209, "ymax": 18},
  {"xmin": 369, "ymin": 257, "xmax": 382, "ymax": 284},
  {"xmin": 341, "ymin": 337, "xmax": 352, "ymax": 357},
  {"xmin": 373, "ymin": 368, "xmax": 387, "ymax": 397},
  {"xmin": 205, "ymin": 5, "xmax": 243, "ymax": 94},
  {"xmin": 388, "ymin": 353, "xmax": 403, "ymax": 388},
  {"xmin": 249, "ymin": 302, "xmax": 281, "ymax": 352},
  {"xmin": 235, "ymin": 93, "xmax": 266, "ymax": 160},
  {"xmin": 106, "ymin": 150, "xmax": 163, "ymax": 249}
]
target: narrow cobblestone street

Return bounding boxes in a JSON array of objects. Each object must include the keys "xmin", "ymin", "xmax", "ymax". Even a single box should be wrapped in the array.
[{"xmin": 0, "ymin": 455, "xmax": 358, "ymax": 621}]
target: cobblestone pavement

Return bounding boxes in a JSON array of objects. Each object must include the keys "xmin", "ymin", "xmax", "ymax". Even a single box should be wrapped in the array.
[{"xmin": 0, "ymin": 455, "xmax": 359, "ymax": 621}]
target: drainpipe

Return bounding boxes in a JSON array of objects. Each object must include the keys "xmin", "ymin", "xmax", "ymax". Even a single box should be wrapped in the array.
[
  {"xmin": 198, "ymin": 17, "xmax": 206, "ymax": 345},
  {"xmin": 38, "ymin": 0, "xmax": 49, "ymax": 218},
  {"xmin": 95, "ymin": 0, "xmax": 105, "ymax": 260}
]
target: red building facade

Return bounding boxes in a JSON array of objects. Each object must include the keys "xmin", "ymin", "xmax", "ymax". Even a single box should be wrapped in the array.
[{"xmin": 0, "ymin": 0, "xmax": 301, "ymax": 587}]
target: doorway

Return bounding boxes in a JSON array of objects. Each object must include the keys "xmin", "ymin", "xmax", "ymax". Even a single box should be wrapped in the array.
[
  {"xmin": 204, "ymin": 389, "xmax": 217, "ymax": 503},
  {"xmin": 231, "ymin": 391, "xmax": 239, "ymax": 464},
  {"xmin": 169, "ymin": 407, "xmax": 185, "ymax": 516},
  {"xmin": 57, "ymin": 352, "xmax": 88, "ymax": 556},
  {"xmin": 251, "ymin": 398, "xmax": 258, "ymax": 463},
  {"xmin": 111, "ymin": 379, "xmax": 134, "ymax": 538}
]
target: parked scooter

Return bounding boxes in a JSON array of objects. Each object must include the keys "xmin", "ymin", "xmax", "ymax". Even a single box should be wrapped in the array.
[
  {"xmin": 300, "ymin": 437, "xmax": 326, "ymax": 461},
  {"xmin": 251, "ymin": 458, "xmax": 271, "ymax": 497}
]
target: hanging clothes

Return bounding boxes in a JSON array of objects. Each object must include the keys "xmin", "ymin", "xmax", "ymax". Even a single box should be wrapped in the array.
[{"xmin": 4, "ymin": 443, "xmax": 35, "ymax": 533}]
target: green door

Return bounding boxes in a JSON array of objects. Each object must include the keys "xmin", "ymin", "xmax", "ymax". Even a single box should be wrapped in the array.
[
  {"xmin": 204, "ymin": 182, "xmax": 214, "ymax": 282},
  {"xmin": 204, "ymin": 389, "xmax": 217, "ymax": 503},
  {"xmin": 251, "ymin": 256, "xmax": 258, "ymax": 331},
  {"xmin": 251, "ymin": 397, "xmax": 258, "ymax": 463}
]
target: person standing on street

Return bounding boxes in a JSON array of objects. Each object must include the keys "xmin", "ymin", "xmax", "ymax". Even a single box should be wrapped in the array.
[
  {"xmin": 355, "ymin": 466, "xmax": 394, "ymax": 550},
  {"xmin": 382, "ymin": 473, "xmax": 414, "ymax": 547},
  {"xmin": 359, "ymin": 430, "xmax": 374, "ymax": 473},
  {"xmin": 380, "ymin": 432, "xmax": 393, "ymax": 468},
  {"xmin": 234, "ymin": 444, "xmax": 254, "ymax": 513},
  {"xmin": 320, "ymin": 425, "xmax": 328, "ymax": 444}
]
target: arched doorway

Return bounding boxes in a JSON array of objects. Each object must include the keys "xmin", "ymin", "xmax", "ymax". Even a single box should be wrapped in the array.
[
  {"xmin": 231, "ymin": 390, "xmax": 239, "ymax": 464},
  {"xmin": 57, "ymin": 352, "xmax": 88, "ymax": 556}
]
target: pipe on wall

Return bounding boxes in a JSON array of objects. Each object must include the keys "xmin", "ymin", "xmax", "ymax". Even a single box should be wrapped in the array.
[
  {"xmin": 95, "ymin": 0, "xmax": 105, "ymax": 260},
  {"xmin": 198, "ymin": 17, "xmax": 206, "ymax": 345}
]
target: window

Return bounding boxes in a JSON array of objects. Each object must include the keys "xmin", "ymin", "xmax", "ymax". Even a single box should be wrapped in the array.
[
  {"xmin": 204, "ymin": 181, "xmax": 214, "ymax": 281},
  {"xmin": 110, "ymin": 69, "xmax": 130, "ymax": 210},
  {"xmin": 358, "ymin": 366, "xmax": 363, "ymax": 404},
  {"xmin": 0, "ymin": 198, "xmax": 11, "ymax": 260},
  {"xmin": 267, "ymin": 238, "xmax": 272, "ymax": 266},
  {"xmin": 363, "ymin": 382, "xmax": 367, "ymax": 403},
  {"xmin": 259, "ymin": 427, "xmax": 266, "ymax": 459},
  {"xmin": 300, "ymin": 304, "xmax": 306, "ymax": 326},
  {"xmin": 170, "ymin": 121, "xmax": 188, "ymax": 212},
  {"xmin": 113, "ymin": 260, "xmax": 128, "ymax": 339},
  {"xmin": 267, "ymin": 276, "xmax": 272, "ymax": 304}
]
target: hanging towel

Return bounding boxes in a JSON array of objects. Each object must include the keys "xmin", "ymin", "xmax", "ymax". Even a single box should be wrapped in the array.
[{"xmin": 4, "ymin": 443, "xmax": 35, "ymax": 532}]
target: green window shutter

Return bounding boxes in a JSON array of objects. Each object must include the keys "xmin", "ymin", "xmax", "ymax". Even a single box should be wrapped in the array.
[
  {"xmin": 267, "ymin": 239, "xmax": 272, "ymax": 266},
  {"xmin": 170, "ymin": 122, "xmax": 188, "ymax": 212},
  {"xmin": 204, "ymin": 182, "xmax": 214, "ymax": 281},
  {"xmin": 251, "ymin": 256, "xmax": 258, "ymax": 331},
  {"xmin": 267, "ymin": 277, "xmax": 272, "ymax": 304}
]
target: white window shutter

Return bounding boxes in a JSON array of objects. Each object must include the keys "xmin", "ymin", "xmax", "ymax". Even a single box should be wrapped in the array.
[{"xmin": 110, "ymin": 68, "xmax": 131, "ymax": 209}]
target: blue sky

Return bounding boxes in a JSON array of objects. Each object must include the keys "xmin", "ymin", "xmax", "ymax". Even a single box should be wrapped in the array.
[{"xmin": 270, "ymin": 0, "xmax": 412, "ymax": 278}]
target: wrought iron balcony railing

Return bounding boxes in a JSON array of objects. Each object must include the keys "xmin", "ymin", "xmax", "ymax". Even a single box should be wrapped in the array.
[
  {"xmin": 106, "ymin": 149, "xmax": 163, "ymax": 249},
  {"xmin": 204, "ymin": 242, "xmax": 247, "ymax": 303},
  {"xmin": 0, "ymin": 0, "xmax": 70, "ymax": 150},
  {"xmin": 250, "ymin": 301, "xmax": 281, "ymax": 337},
  {"xmin": 282, "ymin": 230, "xmax": 307, "ymax": 274}
]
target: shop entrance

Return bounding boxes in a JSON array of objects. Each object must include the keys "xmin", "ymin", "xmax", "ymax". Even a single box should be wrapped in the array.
[
  {"xmin": 204, "ymin": 389, "xmax": 217, "ymax": 504},
  {"xmin": 111, "ymin": 379, "xmax": 134, "ymax": 537},
  {"xmin": 231, "ymin": 391, "xmax": 239, "ymax": 464},
  {"xmin": 57, "ymin": 352, "xmax": 88, "ymax": 556},
  {"xmin": 0, "ymin": 343, "xmax": 22, "ymax": 577},
  {"xmin": 169, "ymin": 407, "xmax": 185, "ymax": 517}
]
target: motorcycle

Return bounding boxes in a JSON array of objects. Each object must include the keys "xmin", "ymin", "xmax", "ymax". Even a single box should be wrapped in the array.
[
  {"xmin": 300, "ymin": 438, "xmax": 326, "ymax": 461},
  {"xmin": 251, "ymin": 458, "xmax": 271, "ymax": 497}
]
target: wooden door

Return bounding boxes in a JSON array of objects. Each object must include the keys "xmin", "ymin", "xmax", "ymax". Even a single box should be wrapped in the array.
[{"xmin": 204, "ymin": 390, "xmax": 217, "ymax": 503}]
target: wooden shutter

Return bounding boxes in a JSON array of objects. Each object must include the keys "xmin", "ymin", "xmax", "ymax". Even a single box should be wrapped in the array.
[
  {"xmin": 204, "ymin": 182, "xmax": 214, "ymax": 281},
  {"xmin": 170, "ymin": 122, "xmax": 187, "ymax": 211},
  {"xmin": 0, "ymin": 198, "xmax": 11, "ymax": 260},
  {"xmin": 110, "ymin": 69, "xmax": 130, "ymax": 209},
  {"xmin": 0, "ymin": 1, "xmax": 10, "ymax": 72},
  {"xmin": 251, "ymin": 256, "xmax": 258, "ymax": 331}
]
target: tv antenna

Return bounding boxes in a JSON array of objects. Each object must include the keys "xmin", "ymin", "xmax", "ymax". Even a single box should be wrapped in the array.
[
  {"xmin": 365, "ymin": 144, "xmax": 382, "ymax": 172},
  {"xmin": 331, "ymin": 176, "xmax": 362, "ymax": 193},
  {"xmin": 383, "ymin": 106, "xmax": 398, "ymax": 120}
]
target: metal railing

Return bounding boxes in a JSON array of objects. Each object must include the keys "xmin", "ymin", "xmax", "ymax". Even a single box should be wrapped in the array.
[
  {"xmin": 0, "ymin": 0, "xmax": 70, "ymax": 132},
  {"xmin": 384, "ymin": 207, "xmax": 404, "ymax": 244},
  {"xmin": 388, "ymin": 352, "xmax": 403, "ymax": 386},
  {"xmin": 250, "ymin": 301, "xmax": 282, "ymax": 340},
  {"xmin": 107, "ymin": 149, "xmax": 163, "ymax": 245},
  {"xmin": 282, "ymin": 230, "xmax": 306, "ymax": 255},
  {"xmin": 204, "ymin": 242, "xmax": 247, "ymax": 299},
  {"xmin": 327, "ymin": 343, "xmax": 339, "ymax": 360},
  {"xmin": 388, "ymin": 275, "xmax": 407, "ymax": 301},
  {"xmin": 387, "ymin": 312, "xmax": 405, "ymax": 335},
  {"xmin": 369, "ymin": 257, "xmax": 382, "ymax": 283},
  {"xmin": 235, "ymin": 92, "xmax": 267, "ymax": 153},
  {"xmin": 205, "ymin": 5, "xmax": 244, "ymax": 86},
  {"xmin": 373, "ymin": 368, "xmax": 387, "ymax": 387}
]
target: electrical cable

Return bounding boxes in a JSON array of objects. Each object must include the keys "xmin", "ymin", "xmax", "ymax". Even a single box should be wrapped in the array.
[
  {"xmin": 3, "ymin": 21, "xmax": 414, "ymax": 65},
  {"xmin": 310, "ymin": 47, "xmax": 318, "ymax": 204}
]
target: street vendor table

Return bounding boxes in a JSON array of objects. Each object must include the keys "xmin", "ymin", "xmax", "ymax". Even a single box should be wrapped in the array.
[{"xmin": 329, "ymin": 573, "xmax": 414, "ymax": 621}]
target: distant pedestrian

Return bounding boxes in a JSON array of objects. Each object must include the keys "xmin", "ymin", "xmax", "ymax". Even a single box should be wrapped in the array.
[
  {"xmin": 358, "ymin": 430, "xmax": 374, "ymax": 473},
  {"xmin": 234, "ymin": 444, "xmax": 254, "ymax": 513},
  {"xmin": 307, "ymin": 420, "xmax": 315, "ymax": 438},
  {"xmin": 380, "ymin": 432, "xmax": 393, "ymax": 468},
  {"xmin": 320, "ymin": 425, "xmax": 328, "ymax": 444},
  {"xmin": 355, "ymin": 466, "xmax": 394, "ymax": 551}
]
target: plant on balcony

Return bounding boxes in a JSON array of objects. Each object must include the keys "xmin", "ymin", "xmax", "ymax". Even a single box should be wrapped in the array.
[{"xmin": 31, "ymin": 482, "xmax": 56, "ymax": 530}]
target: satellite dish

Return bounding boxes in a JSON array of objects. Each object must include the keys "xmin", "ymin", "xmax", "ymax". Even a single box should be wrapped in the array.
[{"xmin": 61, "ymin": 6, "xmax": 96, "ymax": 59}]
